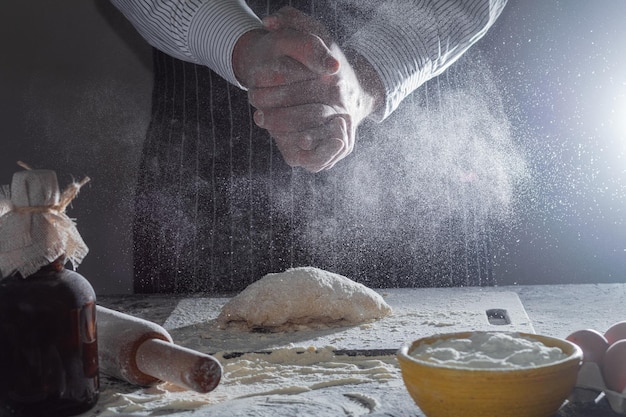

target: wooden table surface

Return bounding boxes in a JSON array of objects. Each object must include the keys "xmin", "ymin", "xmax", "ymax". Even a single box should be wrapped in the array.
[{"xmin": 86, "ymin": 283, "xmax": 626, "ymax": 417}]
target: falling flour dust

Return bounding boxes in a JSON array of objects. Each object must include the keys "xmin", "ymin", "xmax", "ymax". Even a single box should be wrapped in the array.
[{"xmin": 273, "ymin": 54, "xmax": 531, "ymax": 288}]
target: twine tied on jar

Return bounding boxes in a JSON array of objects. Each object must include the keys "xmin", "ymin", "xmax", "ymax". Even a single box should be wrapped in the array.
[{"xmin": 0, "ymin": 161, "xmax": 90, "ymax": 279}]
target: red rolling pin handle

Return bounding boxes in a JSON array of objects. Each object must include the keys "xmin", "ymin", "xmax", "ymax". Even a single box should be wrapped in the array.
[{"xmin": 96, "ymin": 305, "xmax": 222, "ymax": 393}]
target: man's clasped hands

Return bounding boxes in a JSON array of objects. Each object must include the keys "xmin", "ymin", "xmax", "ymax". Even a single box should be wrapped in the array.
[{"xmin": 232, "ymin": 7, "xmax": 383, "ymax": 172}]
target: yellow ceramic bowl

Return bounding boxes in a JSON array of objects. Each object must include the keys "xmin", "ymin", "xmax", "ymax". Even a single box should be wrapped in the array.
[{"xmin": 397, "ymin": 331, "xmax": 583, "ymax": 417}]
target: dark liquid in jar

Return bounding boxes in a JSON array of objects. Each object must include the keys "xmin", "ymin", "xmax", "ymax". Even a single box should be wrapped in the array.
[{"xmin": 0, "ymin": 263, "xmax": 99, "ymax": 417}]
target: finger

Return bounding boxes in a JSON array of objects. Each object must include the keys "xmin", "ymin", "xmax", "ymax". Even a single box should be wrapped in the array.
[
  {"xmin": 296, "ymin": 133, "xmax": 315, "ymax": 151},
  {"xmin": 302, "ymin": 138, "xmax": 344, "ymax": 172},
  {"xmin": 262, "ymin": 8, "xmax": 338, "ymax": 75},
  {"xmin": 247, "ymin": 56, "xmax": 317, "ymax": 88},
  {"xmin": 249, "ymin": 77, "xmax": 333, "ymax": 109},
  {"xmin": 289, "ymin": 118, "xmax": 344, "ymax": 151},
  {"xmin": 262, "ymin": 15, "xmax": 282, "ymax": 31},
  {"xmin": 273, "ymin": 134, "xmax": 343, "ymax": 173},
  {"xmin": 272, "ymin": 134, "xmax": 301, "ymax": 168},
  {"xmin": 321, "ymin": 116, "xmax": 351, "ymax": 170},
  {"xmin": 254, "ymin": 104, "xmax": 336, "ymax": 132},
  {"xmin": 273, "ymin": 29, "xmax": 339, "ymax": 75},
  {"xmin": 265, "ymin": 6, "xmax": 332, "ymax": 45},
  {"xmin": 271, "ymin": 116, "xmax": 349, "ymax": 172}
]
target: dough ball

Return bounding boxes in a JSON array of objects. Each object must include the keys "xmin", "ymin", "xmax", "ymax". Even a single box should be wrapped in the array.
[{"xmin": 217, "ymin": 267, "xmax": 392, "ymax": 331}]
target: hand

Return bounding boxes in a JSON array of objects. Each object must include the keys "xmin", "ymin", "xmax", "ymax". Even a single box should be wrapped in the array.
[
  {"xmin": 232, "ymin": 27, "xmax": 339, "ymax": 89},
  {"xmin": 248, "ymin": 7, "xmax": 384, "ymax": 172}
]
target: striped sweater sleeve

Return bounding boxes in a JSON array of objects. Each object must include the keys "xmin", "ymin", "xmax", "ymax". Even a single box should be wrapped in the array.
[
  {"xmin": 110, "ymin": 0, "xmax": 506, "ymax": 119},
  {"xmin": 345, "ymin": 0, "xmax": 508, "ymax": 121},
  {"xmin": 109, "ymin": 0, "xmax": 262, "ymax": 88}
]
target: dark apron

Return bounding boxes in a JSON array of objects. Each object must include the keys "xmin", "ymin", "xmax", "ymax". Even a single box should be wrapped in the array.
[{"xmin": 132, "ymin": 1, "xmax": 497, "ymax": 293}]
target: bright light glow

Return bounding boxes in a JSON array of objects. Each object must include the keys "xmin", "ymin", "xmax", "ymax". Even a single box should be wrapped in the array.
[{"xmin": 608, "ymin": 85, "xmax": 626, "ymax": 137}]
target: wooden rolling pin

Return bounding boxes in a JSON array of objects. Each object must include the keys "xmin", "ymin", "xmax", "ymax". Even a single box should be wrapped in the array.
[{"xmin": 96, "ymin": 305, "xmax": 222, "ymax": 393}]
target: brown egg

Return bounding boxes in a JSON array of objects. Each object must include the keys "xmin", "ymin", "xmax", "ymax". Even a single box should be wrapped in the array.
[
  {"xmin": 602, "ymin": 340, "xmax": 626, "ymax": 393},
  {"xmin": 566, "ymin": 329, "xmax": 609, "ymax": 363},
  {"xmin": 605, "ymin": 321, "xmax": 626, "ymax": 345}
]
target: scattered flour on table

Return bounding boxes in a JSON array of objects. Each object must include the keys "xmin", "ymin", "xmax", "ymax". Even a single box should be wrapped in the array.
[
  {"xmin": 83, "ymin": 346, "xmax": 400, "ymax": 416},
  {"xmin": 411, "ymin": 331, "xmax": 568, "ymax": 369},
  {"xmin": 216, "ymin": 267, "xmax": 392, "ymax": 331}
]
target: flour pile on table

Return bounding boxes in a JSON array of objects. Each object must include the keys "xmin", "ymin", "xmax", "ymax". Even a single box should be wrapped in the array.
[
  {"xmin": 87, "ymin": 346, "xmax": 400, "ymax": 416},
  {"xmin": 217, "ymin": 267, "xmax": 392, "ymax": 331}
]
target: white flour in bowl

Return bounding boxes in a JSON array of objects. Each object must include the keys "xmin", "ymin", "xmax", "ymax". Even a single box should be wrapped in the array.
[{"xmin": 410, "ymin": 332, "xmax": 568, "ymax": 369}]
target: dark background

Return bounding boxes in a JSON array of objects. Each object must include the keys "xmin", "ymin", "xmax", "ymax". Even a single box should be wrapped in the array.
[{"xmin": 1, "ymin": 0, "xmax": 624, "ymax": 294}]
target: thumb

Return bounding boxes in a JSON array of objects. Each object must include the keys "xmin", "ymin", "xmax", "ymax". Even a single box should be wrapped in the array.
[
  {"xmin": 263, "ymin": 7, "xmax": 339, "ymax": 75},
  {"xmin": 266, "ymin": 6, "xmax": 331, "ymax": 42}
]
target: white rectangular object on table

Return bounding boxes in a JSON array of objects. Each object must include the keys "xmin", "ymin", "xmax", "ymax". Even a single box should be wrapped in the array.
[{"xmin": 164, "ymin": 287, "xmax": 534, "ymax": 354}]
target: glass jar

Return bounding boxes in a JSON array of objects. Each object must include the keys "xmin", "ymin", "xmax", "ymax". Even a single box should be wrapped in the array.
[{"xmin": 0, "ymin": 258, "xmax": 99, "ymax": 417}]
